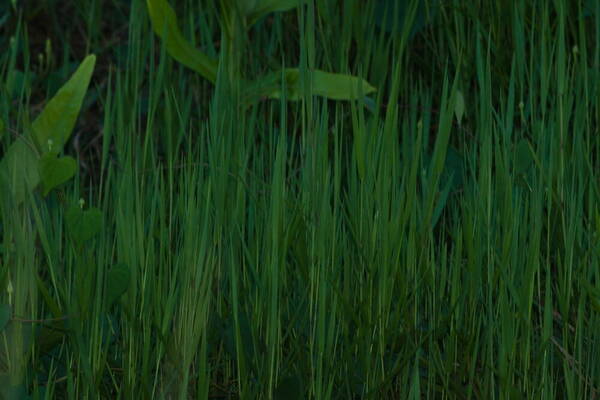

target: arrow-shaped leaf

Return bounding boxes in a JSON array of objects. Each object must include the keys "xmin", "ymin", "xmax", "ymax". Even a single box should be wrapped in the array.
[
  {"xmin": 32, "ymin": 55, "xmax": 96, "ymax": 154},
  {"xmin": 0, "ymin": 55, "xmax": 95, "ymax": 204}
]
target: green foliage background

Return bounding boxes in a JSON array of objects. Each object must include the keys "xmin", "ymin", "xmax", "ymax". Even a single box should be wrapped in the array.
[{"xmin": 0, "ymin": 0, "xmax": 599, "ymax": 398}]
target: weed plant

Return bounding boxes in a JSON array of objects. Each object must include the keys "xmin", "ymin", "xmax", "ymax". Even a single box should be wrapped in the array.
[{"xmin": 0, "ymin": 0, "xmax": 599, "ymax": 398}]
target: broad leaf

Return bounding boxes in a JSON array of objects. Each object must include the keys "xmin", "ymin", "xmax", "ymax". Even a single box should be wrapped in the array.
[
  {"xmin": 262, "ymin": 69, "xmax": 376, "ymax": 101},
  {"xmin": 39, "ymin": 153, "xmax": 77, "ymax": 196},
  {"xmin": 32, "ymin": 54, "xmax": 96, "ymax": 154},
  {"xmin": 147, "ymin": 0, "xmax": 218, "ymax": 83},
  {"xmin": 0, "ymin": 56, "xmax": 94, "ymax": 204},
  {"xmin": 65, "ymin": 205, "xmax": 103, "ymax": 246},
  {"xmin": 105, "ymin": 263, "xmax": 131, "ymax": 309},
  {"xmin": 310, "ymin": 69, "xmax": 376, "ymax": 99}
]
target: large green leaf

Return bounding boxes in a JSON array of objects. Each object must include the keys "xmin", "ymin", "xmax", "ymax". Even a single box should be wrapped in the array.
[
  {"xmin": 261, "ymin": 69, "xmax": 376, "ymax": 101},
  {"xmin": 309, "ymin": 69, "xmax": 376, "ymax": 99},
  {"xmin": 0, "ymin": 56, "xmax": 94, "ymax": 204},
  {"xmin": 246, "ymin": 0, "xmax": 307, "ymax": 26},
  {"xmin": 31, "ymin": 55, "xmax": 96, "ymax": 154},
  {"xmin": 147, "ymin": 0, "xmax": 218, "ymax": 83}
]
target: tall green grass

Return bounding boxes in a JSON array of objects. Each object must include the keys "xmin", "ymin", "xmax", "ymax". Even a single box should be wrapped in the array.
[{"xmin": 0, "ymin": 0, "xmax": 599, "ymax": 398}]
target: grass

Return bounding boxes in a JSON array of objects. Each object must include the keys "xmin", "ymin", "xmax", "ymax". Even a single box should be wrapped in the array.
[{"xmin": 0, "ymin": 0, "xmax": 599, "ymax": 398}]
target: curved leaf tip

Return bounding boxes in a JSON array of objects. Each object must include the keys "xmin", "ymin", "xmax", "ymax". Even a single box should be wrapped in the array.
[{"xmin": 146, "ymin": 0, "xmax": 218, "ymax": 82}]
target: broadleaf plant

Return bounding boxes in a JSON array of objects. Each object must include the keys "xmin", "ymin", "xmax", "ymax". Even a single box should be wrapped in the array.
[
  {"xmin": 31, "ymin": 55, "xmax": 96, "ymax": 154},
  {"xmin": 39, "ymin": 152, "xmax": 78, "ymax": 196},
  {"xmin": 146, "ymin": 0, "xmax": 375, "ymax": 104},
  {"xmin": 0, "ymin": 55, "xmax": 96, "ymax": 203}
]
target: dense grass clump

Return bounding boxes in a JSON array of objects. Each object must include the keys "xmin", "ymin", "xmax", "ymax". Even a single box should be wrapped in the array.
[{"xmin": 0, "ymin": 0, "xmax": 599, "ymax": 398}]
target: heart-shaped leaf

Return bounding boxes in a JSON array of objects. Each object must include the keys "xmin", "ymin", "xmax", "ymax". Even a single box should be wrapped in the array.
[
  {"xmin": 0, "ymin": 303, "xmax": 10, "ymax": 332},
  {"xmin": 39, "ymin": 153, "xmax": 77, "ymax": 196},
  {"xmin": 105, "ymin": 263, "xmax": 131, "ymax": 309},
  {"xmin": 65, "ymin": 205, "xmax": 103, "ymax": 246},
  {"xmin": 146, "ymin": 0, "xmax": 218, "ymax": 83}
]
